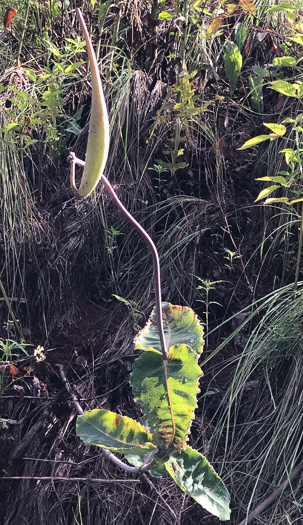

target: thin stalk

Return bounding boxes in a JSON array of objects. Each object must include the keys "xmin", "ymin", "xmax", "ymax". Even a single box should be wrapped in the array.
[
  {"xmin": 293, "ymin": 203, "xmax": 303, "ymax": 300},
  {"xmin": 0, "ymin": 279, "xmax": 24, "ymax": 340},
  {"xmin": 17, "ymin": 0, "xmax": 31, "ymax": 63},
  {"xmin": 69, "ymin": 153, "xmax": 168, "ymax": 361}
]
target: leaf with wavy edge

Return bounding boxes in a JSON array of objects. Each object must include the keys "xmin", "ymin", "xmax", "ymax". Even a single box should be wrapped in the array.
[
  {"xmin": 76, "ymin": 409, "xmax": 156, "ymax": 455},
  {"xmin": 166, "ymin": 446, "xmax": 231, "ymax": 521},
  {"xmin": 135, "ymin": 302, "xmax": 204, "ymax": 355},
  {"xmin": 131, "ymin": 344, "xmax": 202, "ymax": 452}
]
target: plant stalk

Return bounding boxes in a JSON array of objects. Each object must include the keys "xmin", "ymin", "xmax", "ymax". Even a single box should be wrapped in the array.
[{"xmin": 293, "ymin": 203, "xmax": 303, "ymax": 299}]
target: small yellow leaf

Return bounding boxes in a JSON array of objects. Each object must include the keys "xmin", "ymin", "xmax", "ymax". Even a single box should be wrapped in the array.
[
  {"xmin": 226, "ymin": 4, "xmax": 238, "ymax": 14},
  {"xmin": 239, "ymin": 0, "xmax": 256, "ymax": 15},
  {"xmin": 206, "ymin": 16, "xmax": 224, "ymax": 38}
]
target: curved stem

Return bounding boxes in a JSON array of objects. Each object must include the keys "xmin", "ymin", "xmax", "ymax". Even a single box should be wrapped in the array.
[
  {"xmin": 100, "ymin": 173, "xmax": 168, "ymax": 359},
  {"xmin": 68, "ymin": 152, "xmax": 167, "ymax": 359}
]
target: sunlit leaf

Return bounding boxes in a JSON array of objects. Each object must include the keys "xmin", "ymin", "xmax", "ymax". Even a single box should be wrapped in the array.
[
  {"xmin": 25, "ymin": 68, "xmax": 37, "ymax": 82},
  {"xmin": 76, "ymin": 409, "xmax": 156, "ymax": 454},
  {"xmin": 131, "ymin": 344, "xmax": 202, "ymax": 451},
  {"xmin": 290, "ymin": 198, "xmax": 303, "ymax": 204},
  {"xmin": 255, "ymin": 185, "xmax": 279, "ymax": 202},
  {"xmin": 264, "ymin": 197, "xmax": 290, "ymax": 204},
  {"xmin": 239, "ymin": 0, "xmax": 256, "ymax": 15},
  {"xmin": 273, "ymin": 56, "xmax": 297, "ymax": 67},
  {"xmin": 226, "ymin": 3, "xmax": 238, "ymax": 14},
  {"xmin": 206, "ymin": 16, "xmax": 224, "ymax": 38},
  {"xmin": 64, "ymin": 61, "xmax": 85, "ymax": 74},
  {"xmin": 256, "ymin": 176, "xmax": 287, "ymax": 186},
  {"xmin": 237, "ymin": 135, "xmax": 271, "ymax": 150},
  {"xmin": 135, "ymin": 302, "xmax": 204, "ymax": 355},
  {"xmin": 158, "ymin": 11, "xmax": 173, "ymax": 20},
  {"xmin": 289, "ymin": 34, "xmax": 303, "ymax": 45},
  {"xmin": 224, "ymin": 42, "xmax": 242, "ymax": 94},
  {"xmin": 263, "ymin": 123, "xmax": 286, "ymax": 136},
  {"xmin": 166, "ymin": 447, "xmax": 231, "ymax": 520},
  {"xmin": 269, "ymin": 81, "xmax": 297, "ymax": 97}
]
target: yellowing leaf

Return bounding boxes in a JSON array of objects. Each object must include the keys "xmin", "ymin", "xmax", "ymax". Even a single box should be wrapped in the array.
[
  {"xmin": 263, "ymin": 123, "xmax": 286, "ymax": 136},
  {"xmin": 269, "ymin": 80, "xmax": 297, "ymax": 97},
  {"xmin": 256, "ymin": 176, "xmax": 287, "ymax": 185},
  {"xmin": 290, "ymin": 198, "xmax": 303, "ymax": 204},
  {"xmin": 226, "ymin": 4, "xmax": 238, "ymax": 14},
  {"xmin": 237, "ymin": 135, "xmax": 271, "ymax": 150},
  {"xmin": 264, "ymin": 197, "xmax": 289, "ymax": 204},
  {"xmin": 273, "ymin": 56, "xmax": 297, "ymax": 67},
  {"xmin": 206, "ymin": 16, "xmax": 224, "ymax": 38},
  {"xmin": 239, "ymin": 0, "xmax": 256, "ymax": 16},
  {"xmin": 289, "ymin": 34, "xmax": 303, "ymax": 45},
  {"xmin": 255, "ymin": 185, "xmax": 279, "ymax": 202}
]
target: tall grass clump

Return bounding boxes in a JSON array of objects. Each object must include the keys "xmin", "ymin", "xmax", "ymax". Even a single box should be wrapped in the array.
[{"xmin": 203, "ymin": 283, "xmax": 303, "ymax": 523}]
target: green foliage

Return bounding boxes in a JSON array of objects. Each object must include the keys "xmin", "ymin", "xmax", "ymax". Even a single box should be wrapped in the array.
[
  {"xmin": 224, "ymin": 42, "xmax": 242, "ymax": 95},
  {"xmin": 131, "ymin": 343, "xmax": 202, "ymax": 451},
  {"xmin": 76, "ymin": 409, "xmax": 156, "ymax": 455},
  {"xmin": 76, "ymin": 303, "xmax": 230, "ymax": 519},
  {"xmin": 1, "ymin": 36, "xmax": 86, "ymax": 153},
  {"xmin": 166, "ymin": 446, "xmax": 231, "ymax": 521},
  {"xmin": 135, "ymin": 302, "xmax": 204, "ymax": 355}
]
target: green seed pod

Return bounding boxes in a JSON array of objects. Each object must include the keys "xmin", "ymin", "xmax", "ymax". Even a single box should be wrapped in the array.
[{"xmin": 71, "ymin": 8, "xmax": 110, "ymax": 198}]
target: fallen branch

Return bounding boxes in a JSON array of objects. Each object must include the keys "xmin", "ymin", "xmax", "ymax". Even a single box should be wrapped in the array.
[
  {"xmin": 238, "ymin": 460, "xmax": 303, "ymax": 525},
  {"xmin": 0, "ymin": 476, "xmax": 139, "ymax": 483}
]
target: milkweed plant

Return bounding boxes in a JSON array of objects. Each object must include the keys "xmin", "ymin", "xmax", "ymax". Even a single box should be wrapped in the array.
[{"xmin": 70, "ymin": 9, "xmax": 230, "ymax": 521}]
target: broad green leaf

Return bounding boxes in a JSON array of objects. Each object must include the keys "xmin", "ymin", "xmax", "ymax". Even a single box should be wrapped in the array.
[
  {"xmin": 64, "ymin": 61, "xmax": 85, "ymax": 74},
  {"xmin": 131, "ymin": 344, "xmax": 202, "ymax": 451},
  {"xmin": 263, "ymin": 123, "xmax": 286, "ymax": 136},
  {"xmin": 256, "ymin": 176, "xmax": 287, "ymax": 185},
  {"xmin": 158, "ymin": 11, "xmax": 173, "ymax": 20},
  {"xmin": 237, "ymin": 135, "xmax": 271, "ymax": 150},
  {"xmin": 224, "ymin": 42, "xmax": 242, "ymax": 94},
  {"xmin": 135, "ymin": 302, "xmax": 204, "ymax": 355},
  {"xmin": 255, "ymin": 185, "xmax": 279, "ymax": 202},
  {"xmin": 25, "ymin": 68, "xmax": 37, "ymax": 82},
  {"xmin": 273, "ymin": 56, "xmax": 297, "ymax": 67},
  {"xmin": 290, "ymin": 34, "xmax": 303, "ymax": 45},
  {"xmin": 269, "ymin": 81, "xmax": 297, "ymax": 97},
  {"xmin": 76, "ymin": 409, "xmax": 156, "ymax": 454},
  {"xmin": 166, "ymin": 446, "xmax": 231, "ymax": 520},
  {"xmin": 6, "ymin": 122, "xmax": 19, "ymax": 131},
  {"xmin": 235, "ymin": 22, "xmax": 247, "ymax": 49},
  {"xmin": 279, "ymin": 148, "xmax": 301, "ymax": 164}
]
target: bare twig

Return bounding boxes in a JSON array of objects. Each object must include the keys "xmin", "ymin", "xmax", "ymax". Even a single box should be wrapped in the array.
[
  {"xmin": 142, "ymin": 473, "xmax": 177, "ymax": 519},
  {"xmin": 0, "ymin": 476, "xmax": 139, "ymax": 483},
  {"xmin": 238, "ymin": 460, "xmax": 303, "ymax": 525}
]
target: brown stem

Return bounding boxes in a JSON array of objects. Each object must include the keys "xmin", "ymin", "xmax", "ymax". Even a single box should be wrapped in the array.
[
  {"xmin": 293, "ymin": 203, "xmax": 303, "ymax": 300},
  {"xmin": 68, "ymin": 153, "xmax": 167, "ymax": 360},
  {"xmin": 238, "ymin": 460, "xmax": 303, "ymax": 525},
  {"xmin": 0, "ymin": 476, "xmax": 139, "ymax": 483}
]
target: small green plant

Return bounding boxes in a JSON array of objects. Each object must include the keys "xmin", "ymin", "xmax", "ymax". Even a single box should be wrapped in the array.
[
  {"xmin": 70, "ymin": 9, "xmax": 231, "ymax": 521},
  {"xmin": 196, "ymin": 277, "xmax": 223, "ymax": 350},
  {"xmin": 0, "ymin": 338, "xmax": 30, "ymax": 392},
  {"xmin": 238, "ymin": 109, "xmax": 303, "ymax": 296}
]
